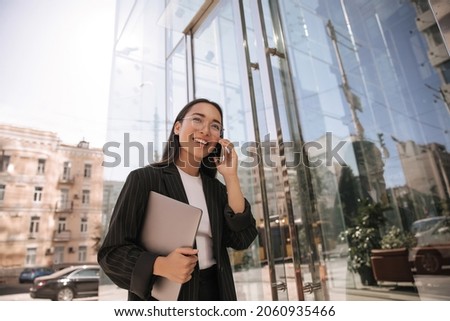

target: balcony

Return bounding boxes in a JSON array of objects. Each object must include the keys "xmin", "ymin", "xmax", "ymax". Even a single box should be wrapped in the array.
[
  {"xmin": 416, "ymin": 10, "xmax": 435, "ymax": 32},
  {"xmin": 428, "ymin": 43, "xmax": 450, "ymax": 67},
  {"xmin": 55, "ymin": 201, "xmax": 73, "ymax": 213},
  {"xmin": 58, "ymin": 176, "xmax": 75, "ymax": 184},
  {"xmin": 53, "ymin": 230, "xmax": 71, "ymax": 242},
  {"xmin": 441, "ymin": 83, "xmax": 450, "ymax": 106}
]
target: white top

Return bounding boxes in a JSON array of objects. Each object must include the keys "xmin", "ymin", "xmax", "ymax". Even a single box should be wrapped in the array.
[{"xmin": 176, "ymin": 166, "xmax": 216, "ymax": 269}]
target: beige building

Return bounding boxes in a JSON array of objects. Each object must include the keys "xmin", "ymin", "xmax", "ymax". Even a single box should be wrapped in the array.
[
  {"xmin": 0, "ymin": 124, "xmax": 103, "ymax": 280},
  {"xmin": 394, "ymin": 139, "xmax": 450, "ymax": 216}
]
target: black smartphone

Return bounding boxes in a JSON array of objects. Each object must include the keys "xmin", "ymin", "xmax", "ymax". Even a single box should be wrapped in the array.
[{"xmin": 213, "ymin": 143, "xmax": 224, "ymax": 163}]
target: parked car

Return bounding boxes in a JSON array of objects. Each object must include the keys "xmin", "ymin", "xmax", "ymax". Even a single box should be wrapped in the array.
[
  {"xmin": 51, "ymin": 262, "xmax": 98, "ymax": 271},
  {"xmin": 30, "ymin": 265, "xmax": 100, "ymax": 301},
  {"xmin": 411, "ymin": 216, "xmax": 447, "ymax": 235},
  {"xmin": 410, "ymin": 216, "xmax": 450, "ymax": 274},
  {"xmin": 19, "ymin": 267, "xmax": 54, "ymax": 283}
]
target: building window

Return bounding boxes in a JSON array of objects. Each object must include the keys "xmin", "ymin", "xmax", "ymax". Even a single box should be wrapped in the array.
[
  {"xmin": 81, "ymin": 216, "xmax": 88, "ymax": 233},
  {"xmin": 33, "ymin": 186, "xmax": 43, "ymax": 202},
  {"xmin": 57, "ymin": 217, "xmax": 66, "ymax": 233},
  {"xmin": 25, "ymin": 248, "xmax": 37, "ymax": 265},
  {"xmin": 37, "ymin": 159, "xmax": 46, "ymax": 174},
  {"xmin": 84, "ymin": 164, "xmax": 92, "ymax": 178},
  {"xmin": 29, "ymin": 216, "xmax": 40, "ymax": 234},
  {"xmin": 0, "ymin": 184, "xmax": 5, "ymax": 201},
  {"xmin": 0, "ymin": 155, "xmax": 10, "ymax": 172},
  {"xmin": 54, "ymin": 246, "xmax": 64, "ymax": 264},
  {"xmin": 60, "ymin": 189, "xmax": 70, "ymax": 209},
  {"xmin": 441, "ymin": 60, "xmax": 450, "ymax": 83},
  {"xmin": 62, "ymin": 161, "xmax": 71, "ymax": 180},
  {"xmin": 78, "ymin": 246, "xmax": 87, "ymax": 262},
  {"xmin": 416, "ymin": 0, "xmax": 430, "ymax": 14},
  {"xmin": 82, "ymin": 190, "xmax": 90, "ymax": 205}
]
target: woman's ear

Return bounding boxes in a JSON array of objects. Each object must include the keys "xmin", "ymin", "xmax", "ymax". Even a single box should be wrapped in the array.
[{"xmin": 174, "ymin": 121, "xmax": 181, "ymax": 135}]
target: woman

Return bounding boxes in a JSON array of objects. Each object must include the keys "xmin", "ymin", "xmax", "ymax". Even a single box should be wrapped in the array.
[{"xmin": 98, "ymin": 98, "xmax": 258, "ymax": 301}]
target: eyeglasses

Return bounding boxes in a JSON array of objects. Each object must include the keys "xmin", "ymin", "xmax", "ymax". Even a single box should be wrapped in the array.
[{"xmin": 181, "ymin": 115, "xmax": 224, "ymax": 136}]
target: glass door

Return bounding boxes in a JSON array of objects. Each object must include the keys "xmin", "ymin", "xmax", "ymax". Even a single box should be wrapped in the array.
[
  {"xmin": 244, "ymin": 0, "xmax": 328, "ymax": 300},
  {"xmin": 190, "ymin": 0, "xmax": 293, "ymax": 300}
]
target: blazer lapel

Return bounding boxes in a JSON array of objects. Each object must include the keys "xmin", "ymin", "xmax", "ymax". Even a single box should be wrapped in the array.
[
  {"xmin": 201, "ymin": 175, "xmax": 222, "ymax": 254},
  {"xmin": 161, "ymin": 164, "xmax": 189, "ymax": 204}
]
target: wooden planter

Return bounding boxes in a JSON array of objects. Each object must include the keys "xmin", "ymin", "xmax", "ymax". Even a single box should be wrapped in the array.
[{"xmin": 370, "ymin": 248, "xmax": 414, "ymax": 283}]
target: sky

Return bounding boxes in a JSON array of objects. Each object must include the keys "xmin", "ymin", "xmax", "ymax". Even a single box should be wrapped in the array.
[{"xmin": 0, "ymin": 0, "xmax": 116, "ymax": 148}]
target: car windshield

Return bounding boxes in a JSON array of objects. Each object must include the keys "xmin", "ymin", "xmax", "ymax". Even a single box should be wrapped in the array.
[
  {"xmin": 411, "ymin": 217, "xmax": 444, "ymax": 234},
  {"xmin": 72, "ymin": 269, "xmax": 99, "ymax": 277},
  {"xmin": 46, "ymin": 267, "xmax": 80, "ymax": 278}
]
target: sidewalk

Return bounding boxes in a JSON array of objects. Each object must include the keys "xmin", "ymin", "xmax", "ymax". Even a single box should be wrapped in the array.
[
  {"xmin": 0, "ymin": 284, "xmax": 444, "ymax": 301},
  {"xmin": 1, "ymin": 266, "xmax": 448, "ymax": 301},
  {"xmin": 94, "ymin": 283, "xmax": 425, "ymax": 301}
]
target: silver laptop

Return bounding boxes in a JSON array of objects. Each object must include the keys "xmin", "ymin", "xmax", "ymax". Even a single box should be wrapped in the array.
[{"xmin": 141, "ymin": 191, "xmax": 202, "ymax": 301}]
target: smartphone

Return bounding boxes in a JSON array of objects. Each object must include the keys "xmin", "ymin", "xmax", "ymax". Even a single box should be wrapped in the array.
[
  {"xmin": 213, "ymin": 143, "xmax": 224, "ymax": 163},
  {"xmin": 212, "ymin": 141, "xmax": 232, "ymax": 164},
  {"xmin": 216, "ymin": 143, "xmax": 232, "ymax": 163}
]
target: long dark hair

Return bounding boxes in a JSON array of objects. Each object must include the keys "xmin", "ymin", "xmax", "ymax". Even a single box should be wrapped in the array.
[{"xmin": 151, "ymin": 98, "xmax": 223, "ymax": 178}]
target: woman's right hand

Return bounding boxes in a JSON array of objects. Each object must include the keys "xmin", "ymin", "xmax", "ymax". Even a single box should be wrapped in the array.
[{"xmin": 153, "ymin": 247, "xmax": 198, "ymax": 284}]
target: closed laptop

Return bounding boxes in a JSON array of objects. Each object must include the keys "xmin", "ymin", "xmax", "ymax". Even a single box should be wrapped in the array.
[{"xmin": 141, "ymin": 191, "xmax": 202, "ymax": 301}]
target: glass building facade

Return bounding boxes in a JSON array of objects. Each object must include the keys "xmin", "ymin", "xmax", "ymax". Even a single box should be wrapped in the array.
[{"xmin": 102, "ymin": 0, "xmax": 450, "ymax": 300}]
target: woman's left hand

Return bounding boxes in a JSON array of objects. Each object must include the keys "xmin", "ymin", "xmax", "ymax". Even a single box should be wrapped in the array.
[
  {"xmin": 214, "ymin": 139, "xmax": 245, "ymax": 213},
  {"xmin": 215, "ymin": 139, "xmax": 238, "ymax": 178}
]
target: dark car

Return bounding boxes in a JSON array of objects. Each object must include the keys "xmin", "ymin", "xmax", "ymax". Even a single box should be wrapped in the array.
[
  {"xmin": 30, "ymin": 265, "xmax": 100, "ymax": 301},
  {"xmin": 19, "ymin": 267, "xmax": 54, "ymax": 283}
]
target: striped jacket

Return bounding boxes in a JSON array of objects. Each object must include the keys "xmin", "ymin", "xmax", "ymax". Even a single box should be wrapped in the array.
[{"xmin": 97, "ymin": 163, "xmax": 258, "ymax": 300}]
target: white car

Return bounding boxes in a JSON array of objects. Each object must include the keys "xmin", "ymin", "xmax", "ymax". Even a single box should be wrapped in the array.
[{"xmin": 411, "ymin": 216, "xmax": 447, "ymax": 235}]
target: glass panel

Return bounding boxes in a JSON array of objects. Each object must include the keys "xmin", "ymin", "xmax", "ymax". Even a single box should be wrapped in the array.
[
  {"xmin": 193, "ymin": 0, "xmax": 269, "ymax": 300},
  {"xmin": 159, "ymin": 0, "xmax": 217, "ymax": 56},
  {"xmin": 166, "ymin": 38, "xmax": 188, "ymax": 127},
  {"xmin": 106, "ymin": 0, "xmax": 166, "ymax": 182},
  {"xmin": 277, "ymin": 0, "xmax": 450, "ymax": 300},
  {"xmin": 249, "ymin": 0, "xmax": 323, "ymax": 300},
  {"xmin": 100, "ymin": 0, "xmax": 167, "ymax": 300},
  {"xmin": 158, "ymin": 0, "xmax": 211, "ymax": 33}
]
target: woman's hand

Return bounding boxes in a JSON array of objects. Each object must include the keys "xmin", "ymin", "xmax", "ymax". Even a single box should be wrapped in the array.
[
  {"xmin": 215, "ymin": 139, "xmax": 245, "ymax": 213},
  {"xmin": 154, "ymin": 247, "xmax": 198, "ymax": 284},
  {"xmin": 215, "ymin": 139, "xmax": 238, "ymax": 179}
]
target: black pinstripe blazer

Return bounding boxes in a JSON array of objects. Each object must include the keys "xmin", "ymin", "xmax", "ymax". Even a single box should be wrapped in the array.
[{"xmin": 97, "ymin": 163, "xmax": 258, "ymax": 301}]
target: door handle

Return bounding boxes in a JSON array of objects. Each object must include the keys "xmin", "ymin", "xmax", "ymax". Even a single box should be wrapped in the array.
[
  {"xmin": 250, "ymin": 62, "xmax": 259, "ymax": 70},
  {"xmin": 267, "ymin": 47, "xmax": 286, "ymax": 58},
  {"xmin": 303, "ymin": 282, "xmax": 321, "ymax": 294},
  {"xmin": 272, "ymin": 281, "xmax": 287, "ymax": 292}
]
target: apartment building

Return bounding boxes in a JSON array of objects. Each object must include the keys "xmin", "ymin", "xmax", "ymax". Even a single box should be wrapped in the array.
[{"xmin": 0, "ymin": 124, "xmax": 103, "ymax": 280}]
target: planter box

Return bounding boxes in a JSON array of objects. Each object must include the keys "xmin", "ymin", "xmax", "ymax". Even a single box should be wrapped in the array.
[{"xmin": 370, "ymin": 248, "xmax": 414, "ymax": 283}]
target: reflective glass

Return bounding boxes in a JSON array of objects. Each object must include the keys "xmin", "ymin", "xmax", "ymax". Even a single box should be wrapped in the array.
[{"xmin": 276, "ymin": 0, "xmax": 450, "ymax": 300}]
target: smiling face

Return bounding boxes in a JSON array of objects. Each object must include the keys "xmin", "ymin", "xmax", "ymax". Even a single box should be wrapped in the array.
[{"xmin": 174, "ymin": 102, "xmax": 223, "ymax": 169}]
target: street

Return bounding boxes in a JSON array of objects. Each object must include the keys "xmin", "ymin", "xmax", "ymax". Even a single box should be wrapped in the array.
[
  {"xmin": 0, "ymin": 282, "xmax": 101, "ymax": 301},
  {"xmin": 0, "ymin": 283, "xmax": 31, "ymax": 296},
  {"xmin": 1, "ymin": 257, "xmax": 449, "ymax": 301}
]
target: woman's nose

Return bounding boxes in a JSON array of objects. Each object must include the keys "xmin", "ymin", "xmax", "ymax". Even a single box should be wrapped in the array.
[{"xmin": 199, "ymin": 123, "xmax": 211, "ymax": 135}]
